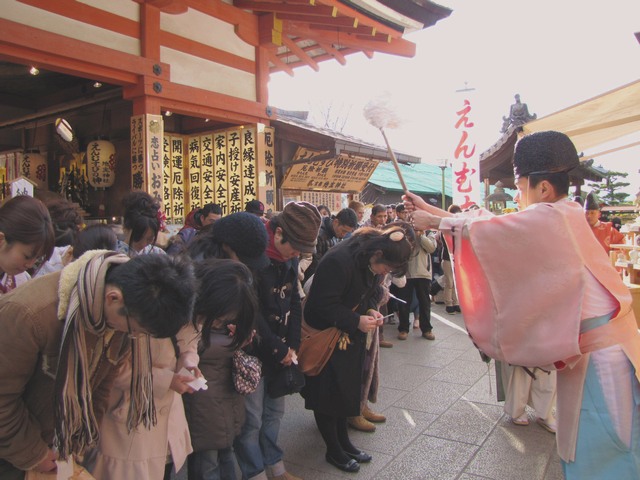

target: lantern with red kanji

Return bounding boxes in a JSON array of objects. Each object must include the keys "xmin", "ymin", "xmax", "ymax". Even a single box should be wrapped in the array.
[
  {"xmin": 86, "ymin": 139, "xmax": 116, "ymax": 188},
  {"xmin": 20, "ymin": 151, "xmax": 47, "ymax": 190}
]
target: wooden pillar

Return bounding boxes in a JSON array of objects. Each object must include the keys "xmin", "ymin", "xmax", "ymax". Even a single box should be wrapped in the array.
[{"xmin": 130, "ymin": 113, "xmax": 165, "ymax": 208}]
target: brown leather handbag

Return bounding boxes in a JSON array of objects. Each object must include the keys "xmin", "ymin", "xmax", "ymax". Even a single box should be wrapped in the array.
[{"xmin": 297, "ymin": 320, "xmax": 343, "ymax": 376}]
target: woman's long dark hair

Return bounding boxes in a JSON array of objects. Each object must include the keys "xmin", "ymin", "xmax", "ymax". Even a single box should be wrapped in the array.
[
  {"xmin": 0, "ymin": 195, "xmax": 55, "ymax": 262},
  {"xmin": 46, "ymin": 199, "xmax": 83, "ymax": 247},
  {"xmin": 194, "ymin": 259, "xmax": 258, "ymax": 351},
  {"xmin": 122, "ymin": 191, "xmax": 160, "ymax": 245},
  {"xmin": 72, "ymin": 224, "xmax": 117, "ymax": 258},
  {"xmin": 184, "ymin": 224, "xmax": 223, "ymax": 261},
  {"xmin": 347, "ymin": 224, "xmax": 413, "ymax": 276}
]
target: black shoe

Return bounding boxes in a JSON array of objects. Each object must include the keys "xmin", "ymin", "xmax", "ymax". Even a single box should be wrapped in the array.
[
  {"xmin": 446, "ymin": 306, "xmax": 456, "ymax": 314},
  {"xmin": 454, "ymin": 305, "xmax": 461, "ymax": 312},
  {"xmin": 435, "ymin": 301, "xmax": 445, "ymax": 305},
  {"xmin": 325, "ymin": 453, "xmax": 360, "ymax": 473},
  {"xmin": 346, "ymin": 451, "xmax": 372, "ymax": 463}
]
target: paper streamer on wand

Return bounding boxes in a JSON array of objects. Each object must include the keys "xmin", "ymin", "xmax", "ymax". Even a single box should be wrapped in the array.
[{"xmin": 363, "ymin": 94, "xmax": 409, "ymax": 193}]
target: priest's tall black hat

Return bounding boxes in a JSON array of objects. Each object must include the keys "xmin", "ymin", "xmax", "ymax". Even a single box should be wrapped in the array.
[
  {"xmin": 513, "ymin": 131, "xmax": 580, "ymax": 179},
  {"xmin": 584, "ymin": 192, "xmax": 601, "ymax": 211}
]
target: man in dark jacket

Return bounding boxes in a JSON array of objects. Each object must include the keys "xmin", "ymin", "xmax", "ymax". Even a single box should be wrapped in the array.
[
  {"xmin": 303, "ymin": 207, "xmax": 358, "ymax": 283},
  {"xmin": 234, "ymin": 201, "xmax": 321, "ymax": 480}
]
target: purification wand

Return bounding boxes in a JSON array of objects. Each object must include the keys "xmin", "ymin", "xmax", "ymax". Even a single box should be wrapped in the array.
[{"xmin": 363, "ymin": 94, "xmax": 409, "ymax": 194}]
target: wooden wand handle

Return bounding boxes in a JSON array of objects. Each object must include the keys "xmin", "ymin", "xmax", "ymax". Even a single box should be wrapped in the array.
[{"xmin": 379, "ymin": 127, "xmax": 409, "ymax": 194}]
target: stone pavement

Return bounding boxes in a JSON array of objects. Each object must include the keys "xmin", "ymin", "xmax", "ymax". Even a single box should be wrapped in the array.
[{"xmin": 177, "ymin": 303, "xmax": 564, "ymax": 480}]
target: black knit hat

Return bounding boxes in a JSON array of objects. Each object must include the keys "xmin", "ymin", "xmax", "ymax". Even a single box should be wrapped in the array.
[
  {"xmin": 211, "ymin": 212, "xmax": 269, "ymax": 269},
  {"xmin": 277, "ymin": 201, "xmax": 321, "ymax": 253},
  {"xmin": 513, "ymin": 131, "xmax": 580, "ymax": 179},
  {"xmin": 245, "ymin": 199, "xmax": 265, "ymax": 216}
]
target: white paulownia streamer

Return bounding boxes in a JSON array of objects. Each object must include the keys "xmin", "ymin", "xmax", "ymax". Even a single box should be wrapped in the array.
[{"xmin": 363, "ymin": 93, "xmax": 408, "ymax": 193}]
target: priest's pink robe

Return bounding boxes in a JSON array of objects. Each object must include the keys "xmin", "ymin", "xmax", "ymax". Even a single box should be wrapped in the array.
[{"xmin": 439, "ymin": 199, "xmax": 640, "ymax": 463}]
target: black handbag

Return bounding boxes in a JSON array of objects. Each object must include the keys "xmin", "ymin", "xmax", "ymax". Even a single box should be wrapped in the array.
[{"xmin": 266, "ymin": 364, "xmax": 305, "ymax": 398}]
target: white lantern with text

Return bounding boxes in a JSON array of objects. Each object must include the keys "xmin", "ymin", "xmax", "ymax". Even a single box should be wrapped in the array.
[
  {"xmin": 20, "ymin": 151, "xmax": 47, "ymax": 190},
  {"xmin": 87, "ymin": 139, "xmax": 116, "ymax": 188}
]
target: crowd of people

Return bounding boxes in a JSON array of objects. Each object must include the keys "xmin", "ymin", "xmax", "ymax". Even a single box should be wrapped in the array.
[{"xmin": 0, "ymin": 130, "xmax": 638, "ymax": 480}]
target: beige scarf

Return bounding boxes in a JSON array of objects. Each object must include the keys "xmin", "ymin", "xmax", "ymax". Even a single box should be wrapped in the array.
[{"xmin": 54, "ymin": 251, "xmax": 156, "ymax": 459}]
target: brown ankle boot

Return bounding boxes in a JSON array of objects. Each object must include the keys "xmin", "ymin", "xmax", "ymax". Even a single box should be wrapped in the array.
[
  {"xmin": 347, "ymin": 415, "xmax": 376, "ymax": 432},
  {"xmin": 362, "ymin": 406, "xmax": 386, "ymax": 423}
]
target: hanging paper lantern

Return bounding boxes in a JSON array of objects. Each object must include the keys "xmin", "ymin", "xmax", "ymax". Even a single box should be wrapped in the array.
[
  {"xmin": 20, "ymin": 151, "xmax": 48, "ymax": 190},
  {"xmin": 87, "ymin": 139, "xmax": 116, "ymax": 188}
]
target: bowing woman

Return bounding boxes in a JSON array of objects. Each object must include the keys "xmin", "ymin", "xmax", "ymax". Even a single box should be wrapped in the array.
[
  {"xmin": 0, "ymin": 195, "xmax": 54, "ymax": 294},
  {"xmin": 116, "ymin": 191, "xmax": 165, "ymax": 257},
  {"xmin": 302, "ymin": 226, "xmax": 412, "ymax": 473}
]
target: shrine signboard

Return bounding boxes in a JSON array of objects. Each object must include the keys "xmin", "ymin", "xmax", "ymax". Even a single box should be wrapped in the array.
[
  {"xmin": 281, "ymin": 147, "xmax": 378, "ymax": 193},
  {"xmin": 158, "ymin": 124, "xmax": 272, "ymax": 222}
]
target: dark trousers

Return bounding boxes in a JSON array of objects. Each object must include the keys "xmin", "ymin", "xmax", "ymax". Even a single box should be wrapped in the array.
[
  {"xmin": 313, "ymin": 411, "xmax": 359, "ymax": 463},
  {"xmin": 397, "ymin": 278, "xmax": 432, "ymax": 333}
]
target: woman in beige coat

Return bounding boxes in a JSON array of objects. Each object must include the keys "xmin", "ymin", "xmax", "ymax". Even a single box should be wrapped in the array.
[
  {"xmin": 90, "ymin": 196, "xmax": 201, "ymax": 479},
  {"xmin": 90, "ymin": 325, "xmax": 200, "ymax": 479}
]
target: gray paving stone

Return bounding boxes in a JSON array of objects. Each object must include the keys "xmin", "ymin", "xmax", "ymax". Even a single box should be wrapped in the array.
[
  {"xmin": 458, "ymin": 475, "xmax": 496, "ymax": 480},
  {"xmin": 435, "ymin": 332, "xmax": 478, "ymax": 351},
  {"xmin": 544, "ymin": 449, "xmax": 565, "ymax": 480},
  {"xmin": 405, "ymin": 343, "xmax": 466, "ymax": 369},
  {"xmin": 369, "ymin": 384, "xmax": 411, "ymax": 412},
  {"xmin": 457, "ymin": 345, "xmax": 493, "ymax": 363},
  {"xmin": 424, "ymin": 399, "xmax": 504, "ymax": 446},
  {"xmin": 379, "ymin": 362, "xmax": 440, "ymax": 391},
  {"xmin": 431, "ymin": 358, "xmax": 490, "ymax": 386},
  {"xmin": 394, "ymin": 379, "xmax": 470, "ymax": 415},
  {"xmin": 372, "ymin": 434, "xmax": 478, "ymax": 480},
  {"xmin": 462, "ymin": 372, "xmax": 503, "ymax": 407},
  {"xmin": 464, "ymin": 423, "xmax": 558, "ymax": 480},
  {"xmin": 350, "ymin": 406, "xmax": 437, "ymax": 456}
]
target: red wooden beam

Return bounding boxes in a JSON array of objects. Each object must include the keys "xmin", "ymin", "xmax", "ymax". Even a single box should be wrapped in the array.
[
  {"xmin": 0, "ymin": 18, "xmax": 170, "ymax": 82},
  {"xmin": 234, "ymin": 0, "xmax": 337, "ymax": 17}
]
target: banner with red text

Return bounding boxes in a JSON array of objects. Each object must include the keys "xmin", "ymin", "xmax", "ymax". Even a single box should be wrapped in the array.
[{"xmin": 452, "ymin": 98, "xmax": 481, "ymax": 209}]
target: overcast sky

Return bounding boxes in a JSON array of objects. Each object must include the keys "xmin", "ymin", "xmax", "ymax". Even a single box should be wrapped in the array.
[{"xmin": 268, "ymin": 0, "xmax": 640, "ymax": 197}]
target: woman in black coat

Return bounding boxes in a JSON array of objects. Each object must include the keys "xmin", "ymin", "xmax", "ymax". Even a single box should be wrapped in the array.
[{"xmin": 302, "ymin": 226, "xmax": 412, "ymax": 473}]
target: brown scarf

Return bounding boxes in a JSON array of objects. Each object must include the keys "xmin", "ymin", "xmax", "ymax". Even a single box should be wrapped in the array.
[{"xmin": 54, "ymin": 251, "xmax": 156, "ymax": 459}]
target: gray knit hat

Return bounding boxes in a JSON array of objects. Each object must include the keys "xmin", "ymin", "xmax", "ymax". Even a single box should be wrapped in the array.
[
  {"xmin": 277, "ymin": 201, "xmax": 321, "ymax": 253},
  {"xmin": 513, "ymin": 131, "xmax": 580, "ymax": 179}
]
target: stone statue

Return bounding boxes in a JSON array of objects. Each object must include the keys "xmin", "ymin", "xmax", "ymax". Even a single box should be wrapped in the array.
[{"xmin": 501, "ymin": 94, "xmax": 537, "ymax": 133}]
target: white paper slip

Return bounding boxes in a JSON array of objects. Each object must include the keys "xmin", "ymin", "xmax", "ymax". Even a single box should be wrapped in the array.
[
  {"xmin": 56, "ymin": 458, "xmax": 73, "ymax": 480},
  {"xmin": 178, "ymin": 367, "xmax": 208, "ymax": 391}
]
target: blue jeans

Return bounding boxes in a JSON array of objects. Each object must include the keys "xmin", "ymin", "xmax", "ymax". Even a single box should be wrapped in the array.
[
  {"xmin": 188, "ymin": 447, "xmax": 237, "ymax": 480},
  {"xmin": 234, "ymin": 376, "xmax": 285, "ymax": 479}
]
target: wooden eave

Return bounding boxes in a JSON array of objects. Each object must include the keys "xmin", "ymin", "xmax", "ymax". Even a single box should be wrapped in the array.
[
  {"xmin": 271, "ymin": 109, "xmax": 421, "ymax": 164},
  {"xmin": 478, "ymin": 127, "xmax": 520, "ymax": 187},
  {"xmin": 233, "ymin": 0, "xmax": 451, "ymax": 75},
  {"xmin": 376, "ymin": 0, "xmax": 453, "ymax": 28}
]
